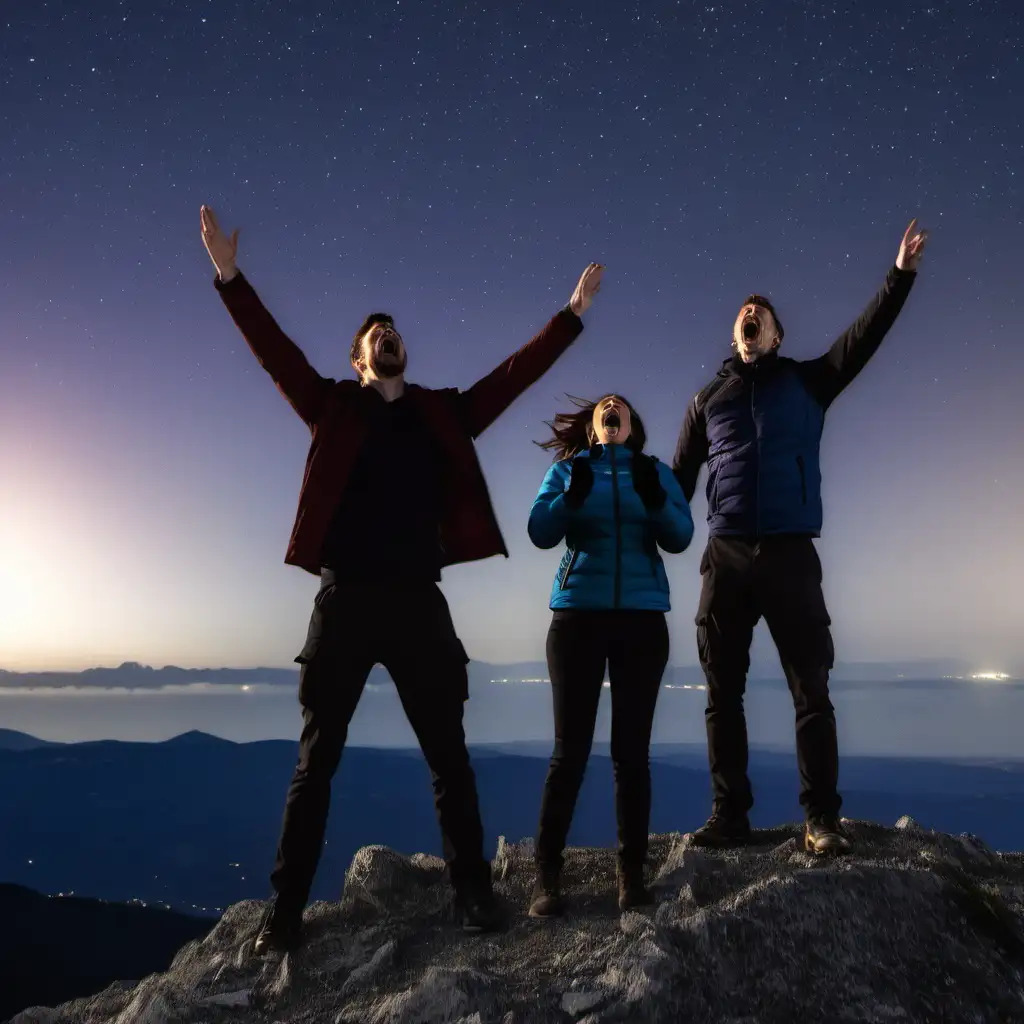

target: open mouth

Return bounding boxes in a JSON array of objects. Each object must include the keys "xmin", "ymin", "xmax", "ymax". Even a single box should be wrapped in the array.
[
  {"xmin": 603, "ymin": 410, "xmax": 621, "ymax": 433},
  {"xmin": 742, "ymin": 316, "xmax": 760, "ymax": 341},
  {"xmin": 377, "ymin": 335, "xmax": 399, "ymax": 357}
]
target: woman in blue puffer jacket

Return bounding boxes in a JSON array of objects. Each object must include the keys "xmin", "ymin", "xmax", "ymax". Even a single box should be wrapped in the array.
[{"xmin": 526, "ymin": 393, "xmax": 694, "ymax": 919}]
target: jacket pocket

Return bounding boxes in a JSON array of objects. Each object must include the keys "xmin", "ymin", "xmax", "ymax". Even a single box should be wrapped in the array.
[
  {"xmin": 796, "ymin": 455, "xmax": 807, "ymax": 505},
  {"xmin": 558, "ymin": 548, "xmax": 580, "ymax": 589}
]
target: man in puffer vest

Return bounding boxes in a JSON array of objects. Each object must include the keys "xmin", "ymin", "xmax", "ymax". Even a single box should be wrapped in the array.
[{"xmin": 672, "ymin": 219, "xmax": 929, "ymax": 854}]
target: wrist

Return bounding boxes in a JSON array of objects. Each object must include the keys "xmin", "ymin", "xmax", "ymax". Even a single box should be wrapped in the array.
[{"xmin": 218, "ymin": 264, "xmax": 239, "ymax": 283}]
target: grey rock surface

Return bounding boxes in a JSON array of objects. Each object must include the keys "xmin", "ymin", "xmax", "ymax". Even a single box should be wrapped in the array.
[{"xmin": 9, "ymin": 820, "xmax": 1024, "ymax": 1024}]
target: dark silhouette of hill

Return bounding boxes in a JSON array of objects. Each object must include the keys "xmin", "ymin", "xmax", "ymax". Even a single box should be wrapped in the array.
[
  {"xmin": 0, "ymin": 883, "xmax": 214, "ymax": 1023},
  {"xmin": 0, "ymin": 729, "xmax": 62, "ymax": 751},
  {"xmin": 9, "ymin": 821, "xmax": 1024, "ymax": 1023},
  {"xmin": 2, "ymin": 733, "xmax": 1024, "ymax": 919}
]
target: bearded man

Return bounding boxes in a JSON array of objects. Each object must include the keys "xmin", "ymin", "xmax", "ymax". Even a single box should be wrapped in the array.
[
  {"xmin": 200, "ymin": 204, "xmax": 603, "ymax": 951},
  {"xmin": 672, "ymin": 220, "xmax": 928, "ymax": 854}
]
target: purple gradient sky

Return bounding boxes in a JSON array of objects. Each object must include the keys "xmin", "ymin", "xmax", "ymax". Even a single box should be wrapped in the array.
[{"xmin": 1, "ymin": 0, "xmax": 1022, "ymax": 674}]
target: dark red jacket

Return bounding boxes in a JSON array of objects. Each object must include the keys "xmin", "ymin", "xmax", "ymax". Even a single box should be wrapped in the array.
[{"xmin": 215, "ymin": 272, "xmax": 585, "ymax": 576}]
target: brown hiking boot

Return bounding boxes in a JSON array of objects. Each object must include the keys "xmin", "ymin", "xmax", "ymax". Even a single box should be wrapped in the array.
[
  {"xmin": 617, "ymin": 864, "xmax": 654, "ymax": 911},
  {"xmin": 689, "ymin": 812, "xmax": 752, "ymax": 848},
  {"xmin": 527, "ymin": 864, "xmax": 564, "ymax": 918},
  {"xmin": 804, "ymin": 815, "xmax": 852, "ymax": 855}
]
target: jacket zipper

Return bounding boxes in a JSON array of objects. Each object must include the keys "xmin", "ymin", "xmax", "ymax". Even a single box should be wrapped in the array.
[
  {"xmin": 558, "ymin": 548, "xmax": 579, "ymax": 590},
  {"xmin": 611, "ymin": 446, "xmax": 622, "ymax": 608},
  {"xmin": 796, "ymin": 455, "xmax": 807, "ymax": 505},
  {"xmin": 751, "ymin": 379, "xmax": 760, "ymax": 532}
]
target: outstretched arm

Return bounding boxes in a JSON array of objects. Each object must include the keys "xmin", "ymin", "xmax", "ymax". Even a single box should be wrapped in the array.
[
  {"xmin": 458, "ymin": 264, "xmax": 603, "ymax": 438},
  {"xmin": 202, "ymin": 205, "xmax": 330, "ymax": 427},
  {"xmin": 672, "ymin": 394, "xmax": 709, "ymax": 504},
  {"xmin": 802, "ymin": 219, "xmax": 928, "ymax": 408},
  {"xmin": 651, "ymin": 462, "xmax": 695, "ymax": 553},
  {"xmin": 527, "ymin": 462, "xmax": 574, "ymax": 549}
]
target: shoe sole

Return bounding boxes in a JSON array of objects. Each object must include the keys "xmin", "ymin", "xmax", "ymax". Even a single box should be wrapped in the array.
[
  {"xmin": 804, "ymin": 835, "xmax": 852, "ymax": 856},
  {"xmin": 527, "ymin": 905, "xmax": 565, "ymax": 919}
]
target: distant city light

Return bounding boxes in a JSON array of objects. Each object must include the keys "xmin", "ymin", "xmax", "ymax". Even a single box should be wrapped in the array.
[
  {"xmin": 971, "ymin": 671, "xmax": 1011, "ymax": 681},
  {"xmin": 240, "ymin": 684, "xmax": 252, "ymax": 692}
]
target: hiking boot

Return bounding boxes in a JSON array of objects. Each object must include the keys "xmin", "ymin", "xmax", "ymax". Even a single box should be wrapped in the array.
[
  {"xmin": 617, "ymin": 865, "xmax": 654, "ymax": 912},
  {"xmin": 804, "ymin": 815, "xmax": 852, "ymax": 855},
  {"xmin": 460, "ymin": 885, "xmax": 507, "ymax": 933},
  {"xmin": 688, "ymin": 812, "xmax": 752, "ymax": 848},
  {"xmin": 253, "ymin": 896, "xmax": 304, "ymax": 955},
  {"xmin": 528, "ymin": 864, "xmax": 564, "ymax": 919}
]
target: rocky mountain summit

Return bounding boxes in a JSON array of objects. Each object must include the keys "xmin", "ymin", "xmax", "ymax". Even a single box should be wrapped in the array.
[{"xmin": 10, "ymin": 817, "xmax": 1024, "ymax": 1024}]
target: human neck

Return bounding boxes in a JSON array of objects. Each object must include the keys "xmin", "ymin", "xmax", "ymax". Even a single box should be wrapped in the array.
[{"xmin": 363, "ymin": 375, "xmax": 406, "ymax": 402}]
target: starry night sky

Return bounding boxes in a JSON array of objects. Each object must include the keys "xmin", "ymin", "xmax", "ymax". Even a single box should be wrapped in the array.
[{"xmin": 1, "ymin": 0, "xmax": 1022, "ymax": 674}]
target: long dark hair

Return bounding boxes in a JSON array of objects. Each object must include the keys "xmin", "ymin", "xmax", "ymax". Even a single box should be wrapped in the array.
[{"xmin": 535, "ymin": 394, "xmax": 647, "ymax": 462}]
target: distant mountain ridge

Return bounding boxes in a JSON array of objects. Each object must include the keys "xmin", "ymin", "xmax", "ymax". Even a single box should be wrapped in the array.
[
  {"xmin": 0, "ymin": 729, "xmax": 63, "ymax": 750},
  {"xmin": 3, "ymin": 732, "xmax": 1024, "ymax": 922},
  {"xmin": 0, "ymin": 656, "xmax": 1013, "ymax": 689}
]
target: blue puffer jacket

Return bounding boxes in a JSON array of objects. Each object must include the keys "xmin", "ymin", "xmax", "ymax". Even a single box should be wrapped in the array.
[{"xmin": 528, "ymin": 445, "xmax": 695, "ymax": 611}]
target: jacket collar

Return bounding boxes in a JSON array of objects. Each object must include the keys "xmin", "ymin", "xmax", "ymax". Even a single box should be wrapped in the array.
[{"xmin": 721, "ymin": 349, "xmax": 781, "ymax": 379}]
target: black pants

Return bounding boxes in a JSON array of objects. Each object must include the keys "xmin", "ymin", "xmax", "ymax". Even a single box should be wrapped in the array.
[
  {"xmin": 696, "ymin": 535, "xmax": 840, "ymax": 820},
  {"xmin": 269, "ymin": 574, "xmax": 490, "ymax": 908},
  {"xmin": 535, "ymin": 609, "xmax": 670, "ymax": 872}
]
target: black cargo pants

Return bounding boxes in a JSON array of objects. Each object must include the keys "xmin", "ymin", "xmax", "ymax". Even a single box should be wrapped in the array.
[
  {"xmin": 695, "ymin": 535, "xmax": 841, "ymax": 820},
  {"xmin": 268, "ymin": 573, "xmax": 491, "ymax": 908}
]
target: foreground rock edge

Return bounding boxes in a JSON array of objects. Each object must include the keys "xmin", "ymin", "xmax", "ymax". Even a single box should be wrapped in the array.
[{"xmin": 10, "ymin": 818, "xmax": 1024, "ymax": 1024}]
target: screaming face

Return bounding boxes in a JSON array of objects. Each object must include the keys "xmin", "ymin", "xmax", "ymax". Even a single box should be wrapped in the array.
[
  {"xmin": 592, "ymin": 395, "xmax": 632, "ymax": 446},
  {"xmin": 361, "ymin": 321, "xmax": 408, "ymax": 380},
  {"xmin": 733, "ymin": 303, "xmax": 779, "ymax": 363}
]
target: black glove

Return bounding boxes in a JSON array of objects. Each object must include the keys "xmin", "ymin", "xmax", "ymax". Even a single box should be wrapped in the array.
[
  {"xmin": 563, "ymin": 455, "xmax": 594, "ymax": 509},
  {"xmin": 631, "ymin": 452, "xmax": 666, "ymax": 510}
]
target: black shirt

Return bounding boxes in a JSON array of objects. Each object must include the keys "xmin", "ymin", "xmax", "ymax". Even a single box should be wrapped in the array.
[{"xmin": 319, "ymin": 387, "xmax": 444, "ymax": 581}]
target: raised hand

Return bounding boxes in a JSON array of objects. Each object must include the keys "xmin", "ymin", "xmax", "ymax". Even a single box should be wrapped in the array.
[
  {"xmin": 201, "ymin": 205, "xmax": 240, "ymax": 281},
  {"xmin": 896, "ymin": 218, "xmax": 928, "ymax": 271},
  {"xmin": 563, "ymin": 455, "xmax": 594, "ymax": 508},
  {"xmin": 569, "ymin": 263, "xmax": 604, "ymax": 317}
]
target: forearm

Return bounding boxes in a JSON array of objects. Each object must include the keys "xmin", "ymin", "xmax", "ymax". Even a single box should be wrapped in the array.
[
  {"xmin": 527, "ymin": 495, "xmax": 572, "ymax": 549},
  {"xmin": 817, "ymin": 265, "xmax": 917, "ymax": 399},
  {"xmin": 214, "ymin": 271, "xmax": 328, "ymax": 425},
  {"xmin": 653, "ymin": 502, "xmax": 695, "ymax": 553},
  {"xmin": 461, "ymin": 309, "xmax": 584, "ymax": 437},
  {"xmin": 651, "ymin": 466, "xmax": 695, "ymax": 552},
  {"xmin": 672, "ymin": 401, "xmax": 707, "ymax": 504}
]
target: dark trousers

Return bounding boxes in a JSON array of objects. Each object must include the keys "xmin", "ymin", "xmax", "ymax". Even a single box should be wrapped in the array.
[
  {"xmin": 535, "ymin": 609, "xmax": 670, "ymax": 872},
  {"xmin": 269, "ymin": 575, "xmax": 490, "ymax": 908},
  {"xmin": 696, "ymin": 535, "xmax": 841, "ymax": 820}
]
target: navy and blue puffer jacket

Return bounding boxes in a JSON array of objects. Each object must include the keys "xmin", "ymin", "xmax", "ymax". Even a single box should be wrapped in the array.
[
  {"xmin": 672, "ymin": 265, "xmax": 917, "ymax": 536},
  {"xmin": 528, "ymin": 445, "xmax": 695, "ymax": 611}
]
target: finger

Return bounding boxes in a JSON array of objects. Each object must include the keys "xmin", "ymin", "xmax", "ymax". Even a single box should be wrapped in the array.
[{"xmin": 902, "ymin": 218, "xmax": 918, "ymax": 244}]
